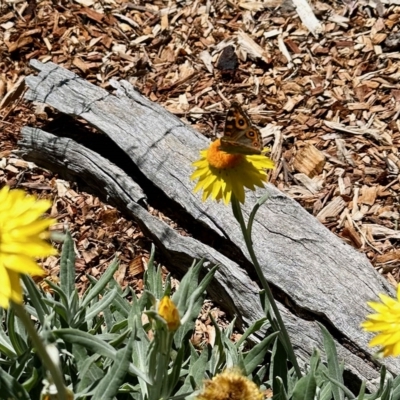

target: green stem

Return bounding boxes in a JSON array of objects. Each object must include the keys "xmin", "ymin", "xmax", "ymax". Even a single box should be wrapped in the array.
[
  {"xmin": 232, "ymin": 196, "xmax": 302, "ymax": 379},
  {"xmin": 12, "ymin": 302, "xmax": 69, "ymax": 400},
  {"xmin": 160, "ymin": 331, "xmax": 174, "ymax": 399},
  {"xmin": 149, "ymin": 328, "xmax": 173, "ymax": 400}
]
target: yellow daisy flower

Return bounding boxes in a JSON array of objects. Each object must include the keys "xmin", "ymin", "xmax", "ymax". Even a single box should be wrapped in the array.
[
  {"xmin": 196, "ymin": 368, "xmax": 264, "ymax": 400},
  {"xmin": 158, "ymin": 296, "xmax": 181, "ymax": 331},
  {"xmin": 0, "ymin": 186, "xmax": 57, "ymax": 308},
  {"xmin": 191, "ymin": 139, "xmax": 274, "ymax": 205},
  {"xmin": 361, "ymin": 285, "xmax": 400, "ymax": 357}
]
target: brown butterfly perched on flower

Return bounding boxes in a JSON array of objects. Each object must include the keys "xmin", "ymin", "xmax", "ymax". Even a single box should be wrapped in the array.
[{"xmin": 219, "ymin": 102, "xmax": 263, "ymax": 155}]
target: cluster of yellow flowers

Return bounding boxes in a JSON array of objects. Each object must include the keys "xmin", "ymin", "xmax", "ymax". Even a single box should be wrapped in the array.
[
  {"xmin": 0, "ymin": 178, "xmax": 264, "ymax": 399},
  {"xmin": 157, "ymin": 291, "xmax": 262, "ymax": 399},
  {"xmin": 2, "ymin": 129, "xmax": 400, "ymax": 400}
]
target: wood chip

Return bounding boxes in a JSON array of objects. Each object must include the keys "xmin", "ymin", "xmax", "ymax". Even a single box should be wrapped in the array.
[
  {"xmin": 317, "ymin": 196, "xmax": 346, "ymax": 223},
  {"xmin": 293, "ymin": 144, "xmax": 326, "ymax": 178},
  {"xmin": 358, "ymin": 185, "xmax": 378, "ymax": 206}
]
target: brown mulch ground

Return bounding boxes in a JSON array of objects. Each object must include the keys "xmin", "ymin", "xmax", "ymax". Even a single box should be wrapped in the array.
[{"xmin": 1, "ymin": 0, "xmax": 400, "ymax": 339}]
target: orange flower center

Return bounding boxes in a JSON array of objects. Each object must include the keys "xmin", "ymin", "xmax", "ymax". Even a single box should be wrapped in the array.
[{"xmin": 207, "ymin": 139, "xmax": 243, "ymax": 169}]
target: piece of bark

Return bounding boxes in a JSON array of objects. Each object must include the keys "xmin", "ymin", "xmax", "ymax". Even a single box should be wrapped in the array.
[
  {"xmin": 20, "ymin": 60, "xmax": 400, "ymax": 386},
  {"xmin": 0, "ymin": 76, "xmax": 25, "ymax": 109},
  {"xmin": 341, "ymin": 221, "xmax": 363, "ymax": 249},
  {"xmin": 376, "ymin": 251, "xmax": 400, "ymax": 264},
  {"xmin": 237, "ymin": 30, "xmax": 271, "ymax": 64},
  {"xmin": 359, "ymin": 185, "xmax": 378, "ymax": 206},
  {"xmin": 293, "ymin": 143, "xmax": 326, "ymax": 177},
  {"xmin": 18, "ymin": 126, "xmax": 388, "ymax": 389},
  {"xmin": 317, "ymin": 196, "xmax": 346, "ymax": 223},
  {"xmin": 292, "ymin": 0, "xmax": 322, "ymax": 37}
]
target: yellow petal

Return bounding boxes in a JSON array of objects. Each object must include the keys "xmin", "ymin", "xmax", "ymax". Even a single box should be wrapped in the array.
[
  {"xmin": 2, "ymin": 254, "xmax": 46, "ymax": 275},
  {"xmin": 190, "ymin": 142, "xmax": 274, "ymax": 205},
  {"xmin": 0, "ymin": 187, "xmax": 56, "ymax": 307}
]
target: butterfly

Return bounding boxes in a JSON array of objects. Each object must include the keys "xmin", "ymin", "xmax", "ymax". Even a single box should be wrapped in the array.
[
  {"xmin": 216, "ymin": 45, "xmax": 238, "ymax": 77},
  {"xmin": 219, "ymin": 102, "xmax": 263, "ymax": 155}
]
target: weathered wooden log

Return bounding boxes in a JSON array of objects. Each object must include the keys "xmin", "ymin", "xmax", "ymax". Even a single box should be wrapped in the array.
[{"xmin": 19, "ymin": 60, "xmax": 400, "ymax": 388}]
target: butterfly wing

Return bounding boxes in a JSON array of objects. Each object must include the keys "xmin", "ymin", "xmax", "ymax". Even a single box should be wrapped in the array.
[{"xmin": 219, "ymin": 103, "xmax": 262, "ymax": 155}]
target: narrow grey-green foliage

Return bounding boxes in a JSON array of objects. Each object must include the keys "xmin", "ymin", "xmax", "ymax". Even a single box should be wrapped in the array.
[
  {"xmin": 274, "ymin": 376, "xmax": 289, "ymax": 400},
  {"xmin": 7, "ymin": 306, "xmax": 28, "ymax": 355},
  {"xmin": 175, "ymin": 344, "xmax": 211, "ymax": 396},
  {"xmin": 392, "ymin": 375, "xmax": 400, "ymax": 400},
  {"xmin": 0, "ymin": 366, "xmax": 30, "ymax": 399},
  {"xmin": 92, "ymin": 329, "xmax": 134, "ymax": 400},
  {"xmin": 2, "ymin": 231, "xmax": 400, "ymax": 399},
  {"xmin": 60, "ymin": 230, "xmax": 75, "ymax": 301},
  {"xmin": 271, "ymin": 338, "xmax": 288, "ymax": 393},
  {"xmin": 243, "ymin": 331, "xmax": 279, "ymax": 375},
  {"xmin": 144, "ymin": 249, "xmax": 165, "ymax": 300},
  {"xmin": 235, "ymin": 316, "xmax": 268, "ymax": 349},
  {"xmin": 320, "ymin": 323, "xmax": 345, "ymax": 400},
  {"xmin": 22, "ymin": 274, "xmax": 50, "ymax": 324},
  {"xmin": 1, "ymin": 234, "xmax": 227, "ymax": 398}
]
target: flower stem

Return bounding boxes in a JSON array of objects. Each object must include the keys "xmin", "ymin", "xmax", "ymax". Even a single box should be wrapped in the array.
[
  {"xmin": 231, "ymin": 196, "xmax": 302, "ymax": 379},
  {"xmin": 148, "ymin": 327, "xmax": 174, "ymax": 400},
  {"xmin": 12, "ymin": 302, "xmax": 69, "ymax": 400}
]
